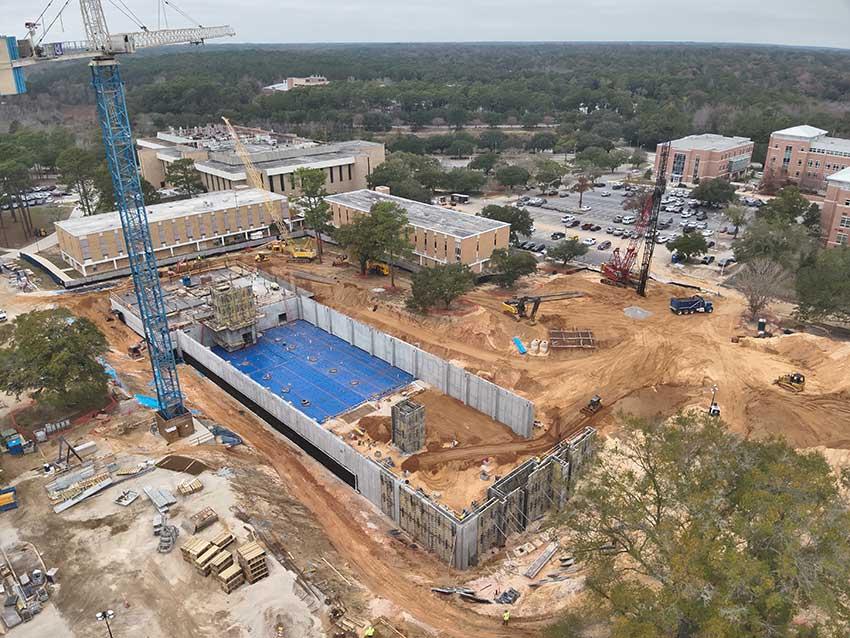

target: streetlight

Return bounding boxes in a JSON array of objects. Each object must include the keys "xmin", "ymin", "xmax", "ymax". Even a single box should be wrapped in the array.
[{"xmin": 96, "ymin": 610, "xmax": 115, "ymax": 638}]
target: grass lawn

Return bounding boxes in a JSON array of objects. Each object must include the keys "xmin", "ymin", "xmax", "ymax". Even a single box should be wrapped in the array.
[{"xmin": 0, "ymin": 204, "xmax": 73, "ymax": 250}]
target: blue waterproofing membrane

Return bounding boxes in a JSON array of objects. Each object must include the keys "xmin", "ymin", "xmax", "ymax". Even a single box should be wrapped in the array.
[{"xmin": 213, "ymin": 320, "xmax": 415, "ymax": 423}]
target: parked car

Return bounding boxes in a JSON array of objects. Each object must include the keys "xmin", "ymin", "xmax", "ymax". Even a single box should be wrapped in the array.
[
  {"xmin": 580, "ymin": 205, "xmax": 592, "ymax": 212},
  {"xmin": 597, "ymin": 240, "xmax": 612, "ymax": 250},
  {"xmin": 593, "ymin": 182, "xmax": 606, "ymax": 187},
  {"xmin": 613, "ymin": 228, "xmax": 624, "ymax": 236},
  {"xmin": 600, "ymin": 191, "xmax": 611, "ymax": 197},
  {"xmin": 566, "ymin": 219, "xmax": 581, "ymax": 227},
  {"xmin": 613, "ymin": 215, "xmax": 623, "ymax": 223},
  {"xmin": 591, "ymin": 225, "xmax": 602, "ymax": 232},
  {"xmin": 681, "ymin": 210, "xmax": 694, "ymax": 218},
  {"xmin": 582, "ymin": 237, "xmax": 597, "ymax": 246},
  {"xmin": 621, "ymin": 215, "xmax": 636, "ymax": 224},
  {"xmin": 581, "ymin": 222, "xmax": 594, "ymax": 231},
  {"xmin": 696, "ymin": 222, "xmax": 708, "ymax": 230},
  {"xmin": 550, "ymin": 232, "xmax": 566, "ymax": 240},
  {"xmin": 561, "ymin": 215, "xmax": 574, "ymax": 223},
  {"xmin": 534, "ymin": 243, "xmax": 547, "ymax": 253},
  {"xmin": 700, "ymin": 229, "xmax": 712, "ymax": 237},
  {"xmin": 718, "ymin": 257, "xmax": 737, "ymax": 267},
  {"xmin": 701, "ymin": 255, "xmax": 715, "ymax": 265},
  {"xmin": 696, "ymin": 211, "xmax": 708, "ymax": 221},
  {"xmin": 706, "ymin": 240, "xmax": 716, "ymax": 248},
  {"xmin": 605, "ymin": 226, "xmax": 614, "ymax": 234},
  {"xmin": 559, "ymin": 191, "xmax": 570, "ymax": 198},
  {"xmin": 520, "ymin": 241, "xmax": 535, "ymax": 250},
  {"xmin": 0, "ymin": 309, "xmax": 6, "ymax": 322},
  {"xmin": 655, "ymin": 235, "xmax": 669, "ymax": 244}
]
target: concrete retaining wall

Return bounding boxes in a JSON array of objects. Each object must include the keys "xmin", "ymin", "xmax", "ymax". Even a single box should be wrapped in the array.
[{"xmin": 296, "ymin": 296, "xmax": 535, "ymax": 437}]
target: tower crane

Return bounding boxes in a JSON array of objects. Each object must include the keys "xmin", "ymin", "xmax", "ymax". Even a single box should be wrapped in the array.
[{"xmin": 1, "ymin": 3, "xmax": 234, "ymax": 423}]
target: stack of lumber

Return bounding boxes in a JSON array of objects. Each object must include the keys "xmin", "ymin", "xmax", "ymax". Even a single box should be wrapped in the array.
[
  {"xmin": 217, "ymin": 563, "xmax": 244, "ymax": 594},
  {"xmin": 236, "ymin": 541, "xmax": 268, "ymax": 584}
]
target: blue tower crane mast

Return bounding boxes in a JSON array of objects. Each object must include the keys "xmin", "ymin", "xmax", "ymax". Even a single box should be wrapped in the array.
[{"xmin": 1, "ymin": 2, "xmax": 234, "ymax": 420}]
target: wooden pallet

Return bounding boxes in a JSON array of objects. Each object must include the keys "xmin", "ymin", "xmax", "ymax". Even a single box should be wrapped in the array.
[
  {"xmin": 217, "ymin": 563, "xmax": 244, "ymax": 594},
  {"xmin": 180, "ymin": 537, "xmax": 212, "ymax": 563},
  {"xmin": 208, "ymin": 550, "xmax": 234, "ymax": 577},
  {"xmin": 210, "ymin": 530, "xmax": 234, "ymax": 549},
  {"xmin": 194, "ymin": 546, "xmax": 221, "ymax": 576},
  {"xmin": 236, "ymin": 541, "xmax": 269, "ymax": 584}
]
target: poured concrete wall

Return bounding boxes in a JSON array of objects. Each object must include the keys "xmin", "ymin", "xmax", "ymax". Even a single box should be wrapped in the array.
[{"xmin": 296, "ymin": 296, "xmax": 535, "ymax": 437}]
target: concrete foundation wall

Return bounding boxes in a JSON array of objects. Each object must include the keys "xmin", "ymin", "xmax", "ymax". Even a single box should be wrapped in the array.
[{"xmin": 296, "ymin": 296, "xmax": 534, "ymax": 437}]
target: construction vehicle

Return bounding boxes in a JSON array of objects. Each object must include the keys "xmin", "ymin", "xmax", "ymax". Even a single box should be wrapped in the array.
[
  {"xmin": 128, "ymin": 340, "xmax": 147, "ymax": 360},
  {"xmin": 2, "ymin": 2, "xmax": 234, "ymax": 424},
  {"xmin": 580, "ymin": 395, "xmax": 603, "ymax": 417},
  {"xmin": 270, "ymin": 238, "xmax": 317, "ymax": 262},
  {"xmin": 774, "ymin": 372, "xmax": 805, "ymax": 393},
  {"xmin": 254, "ymin": 251, "xmax": 271, "ymax": 263},
  {"xmin": 501, "ymin": 291, "xmax": 583, "ymax": 323},
  {"xmin": 367, "ymin": 260, "xmax": 390, "ymax": 276},
  {"xmin": 601, "ymin": 142, "xmax": 670, "ymax": 293},
  {"xmin": 670, "ymin": 295, "xmax": 714, "ymax": 315},
  {"xmin": 332, "ymin": 254, "xmax": 350, "ymax": 267}
]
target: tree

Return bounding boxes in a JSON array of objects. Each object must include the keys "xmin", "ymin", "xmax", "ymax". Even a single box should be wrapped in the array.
[
  {"xmin": 488, "ymin": 248, "xmax": 537, "ymax": 287},
  {"xmin": 469, "ymin": 152, "xmax": 500, "ymax": 175},
  {"xmin": 478, "ymin": 129, "xmax": 508, "ymax": 152},
  {"xmin": 387, "ymin": 135, "xmax": 426, "ymax": 155},
  {"xmin": 367, "ymin": 153, "xmax": 443, "ymax": 201},
  {"xmin": 481, "ymin": 205, "xmax": 533, "ymax": 243},
  {"xmin": 733, "ymin": 218, "xmax": 815, "ymax": 270},
  {"xmin": 795, "ymin": 247, "xmax": 850, "ymax": 322},
  {"xmin": 759, "ymin": 186, "xmax": 816, "ymax": 225},
  {"xmin": 295, "ymin": 167, "xmax": 331, "ymax": 262},
  {"xmin": 93, "ymin": 162, "xmax": 160, "ymax": 213},
  {"xmin": 735, "ymin": 257, "xmax": 790, "ymax": 320},
  {"xmin": 724, "ymin": 204, "xmax": 748, "ymax": 239},
  {"xmin": 406, "ymin": 263, "xmax": 474, "ymax": 312},
  {"xmin": 556, "ymin": 413, "xmax": 850, "ymax": 638},
  {"xmin": 447, "ymin": 139, "xmax": 475, "ymax": 158},
  {"xmin": 571, "ymin": 175, "xmax": 595, "ymax": 208},
  {"xmin": 0, "ymin": 160, "xmax": 34, "ymax": 235},
  {"xmin": 535, "ymin": 158, "xmax": 566, "ymax": 187},
  {"xmin": 165, "ymin": 158, "xmax": 205, "ymax": 197},
  {"xmin": 57, "ymin": 147, "xmax": 99, "ymax": 215},
  {"xmin": 0, "ymin": 308, "xmax": 109, "ymax": 408},
  {"xmin": 628, "ymin": 148, "xmax": 647, "ymax": 169},
  {"xmin": 440, "ymin": 168, "xmax": 486, "ymax": 194},
  {"xmin": 527, "ymin": 132, "xmax": 557, "ymax": 153},
  {"xmin": 495, "ymin": 165, "xmax": 530, "ymax": 192},
  {"xmin": 334, "ymin": 201, "xmax": 413, "ymax": 287},
  {"xmin": 547, "ymin": 238, "xmax": 588, "ymax": 265},
  {"xmin": 667, "ymin": 233, "xmax": 708, "ymax": 262},
  {"xmin": 689, "ymin": 178, "xmax": 737, "ymax": 206}
]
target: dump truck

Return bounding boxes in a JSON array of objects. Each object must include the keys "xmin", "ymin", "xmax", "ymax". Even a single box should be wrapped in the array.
[
  {"xmin": 774, "ymin": 372, "xmax": 805, "ymax": 393},
  {"xmin": 670, "ymin": 295, "xmax": 713, "ymax": 315}
]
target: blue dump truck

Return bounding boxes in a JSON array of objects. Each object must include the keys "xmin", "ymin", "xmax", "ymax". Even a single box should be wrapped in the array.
[{"xmin": 670, "ymin": 295, "xmax": 714, "ymax": 315}]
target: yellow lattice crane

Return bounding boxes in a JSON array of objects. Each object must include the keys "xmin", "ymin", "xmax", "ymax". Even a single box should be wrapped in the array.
[{"xmin": 220, "ymin": 117, "xmax": 317, "ymax": 261}]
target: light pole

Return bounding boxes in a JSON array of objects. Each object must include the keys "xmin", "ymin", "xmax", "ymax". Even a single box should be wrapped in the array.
[{"xmin": 96, "ymin": 609, "xmax": 115, "ymax": 638}]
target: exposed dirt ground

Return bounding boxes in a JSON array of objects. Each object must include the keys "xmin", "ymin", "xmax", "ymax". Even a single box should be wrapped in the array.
[{"xmin": 4, "ymin": 247, "xmax": 850, "ymax": 636}]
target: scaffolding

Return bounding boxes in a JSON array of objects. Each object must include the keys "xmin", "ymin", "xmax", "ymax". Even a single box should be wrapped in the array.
[{"xmin": 203, "ymin": 283, "xmax": 258, "ymax": 351}]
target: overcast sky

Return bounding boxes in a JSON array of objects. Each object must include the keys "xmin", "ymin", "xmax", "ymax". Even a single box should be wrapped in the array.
[{"xmin": 3, "ymin": 0, "xmax": 849, "ymax": 49}]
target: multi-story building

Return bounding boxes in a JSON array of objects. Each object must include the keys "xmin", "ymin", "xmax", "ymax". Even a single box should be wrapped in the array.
[
  {"xmin": 136, "ymin": 125, "xmax": 385, "ymax": 199},
  {"xmin": 820, "ymin": 167, "xmax": 850, "ymax": 248},
  {"xmin": 325, "ymin": 188, "xmax": 510, "ymax": 272},
  {"xmin": 55, "ymin": 188, "xmax": 287, "ymax": 277},
  {"xmin": 262, "ymin": 76, "xmax": 329, "ymax": 93},
  {"xmin": 764, "ymin": 125, "xmax": 850, "ymax": 192},
  {"xmin": 655, "ymin": 134, "xmax": 754, "ymax": 185}
]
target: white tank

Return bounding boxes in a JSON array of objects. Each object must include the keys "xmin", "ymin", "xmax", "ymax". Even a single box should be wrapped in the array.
[
  {"xmin": 529, "ymin": 339, "xmax": 540, "ymax": 354},
  {"xmin": 540, "ymin": 340, "xmax": 550, "ymax": 354}
]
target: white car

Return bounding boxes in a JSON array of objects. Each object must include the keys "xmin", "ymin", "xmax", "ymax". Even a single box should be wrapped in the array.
[
  {"xmin": 681, "ymin": 210, "xmax": 694, "ymax": 218},
  {"xmin": 582, "ymin": 237, "xmax": 597, "ymax": 246},
  {"xmin": 580, "ymin": 205, "xmax": 592, "ymax": 212},
  {"xmin": 655, "ymin": 235, "xmax": 669, "ymax": 244},
  {"xmin": 701, "ymin": 229, "xmax": 713, "ymax": 237},
  {"xmin": 0, "ymin": 310, "xmax": 6, "ymax": 322},
  {"xmin": 561, "ymin": 215, "xmax": 574, "ymax": 223},
  {"xmin": 600, "ymin": 191, "xmax": 611, "ymax": 197},
  {"xmin": 621, "ymin": 215, "xmax": 636, "ymax": 225}
]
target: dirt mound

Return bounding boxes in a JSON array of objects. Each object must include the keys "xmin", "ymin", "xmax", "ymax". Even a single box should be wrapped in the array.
[{"xmin": 359, "ymin": 415, "xmax": 391, "ymax": 443}]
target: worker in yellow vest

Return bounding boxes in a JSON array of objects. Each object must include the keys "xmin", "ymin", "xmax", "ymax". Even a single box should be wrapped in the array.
[
  {"xmin": 363, "ymin": 624, "xmax": 376, "ymax": 637},
  {"xmin": 502, "ymin": 609, "xmax": 510, "ymax": 626}
]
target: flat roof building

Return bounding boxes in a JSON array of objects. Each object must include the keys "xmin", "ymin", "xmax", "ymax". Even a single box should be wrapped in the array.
[
  {"xmin": 325, "ymin": 188, "xmax": 510, "ymax": 272},
  {"xmin": 262, "ymin": 76, "xmax": 329, "ymax": 93},
  {"xmin": 655, "ymin": 134, "xmax": 754, "ymax": 185},
  {"xmin": 765, "ymin": 125, "xmax": 850, "ymax": 192},
  {"xmin": 137, "ymin": 125, "xmax": 385, "ymax": 201},
  {"xmin": 820, "ymin": 167, "xmax": 850, "ymax": 248},
  {"xmin": 55, "ymin": 187, "xmax": 286, "ymax": 277}
]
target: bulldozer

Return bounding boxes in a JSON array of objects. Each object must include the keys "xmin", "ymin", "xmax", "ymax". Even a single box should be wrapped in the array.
[
  {"xmin": 254, "ymin": 251, "xmax": 271, "ymax": 263},
  {"xmin": 774, "ymin": 372, "xmax": 805, "ymax": 393},
  {"xmin": 580, "ymin": 395, "xmax": 603, "ymax": 417}
]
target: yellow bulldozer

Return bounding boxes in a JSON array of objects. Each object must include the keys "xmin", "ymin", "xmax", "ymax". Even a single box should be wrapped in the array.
[
  {"xmin": 367, "ymin": 260, "xmax": 390, "ymax": 276},
  {"xmin": 254, "ymin": 251, "xmax": 271, "ymax": 263},
  {"xmin": 271, "ymin": 238, "xmax": 317, "ymax": 262},
  {"xmin": 774, "ymin": 372, "xmax": 805, "ymax": 393}
]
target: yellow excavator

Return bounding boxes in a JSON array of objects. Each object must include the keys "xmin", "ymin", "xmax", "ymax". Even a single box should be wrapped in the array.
[
  {"xmin": 774, "ymin": 372, "xmax": 805, "ymax": 393},
  {"xmin": 367, "ymin": 260, "xmax": 390, "ymax": 276},
  {"xmin": 502, "ymin": 291, "xmax": 583, "ymax": 323},
  {"xmin": 270, "ymin": 238, "xmax": 317, "ymax": 262}
]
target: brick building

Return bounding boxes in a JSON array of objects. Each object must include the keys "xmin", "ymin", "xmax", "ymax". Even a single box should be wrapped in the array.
[
  {"xmin": 764, "ymin": 125, "xmax": 850, "ymax": 192},
  {"xmin": 820, "ymin": 167, "xmax": 850, "ymax": 248},
  {"xmin": 655, "ymin": 134, "xmax": 754, "ymax": 185},
  {"xmin": 55, "ymin": 188, "xmax": 287, "ymax": 276},
  {"xmin": 325, "ymin": 188, "xmax": 510, "ymax": 272}
]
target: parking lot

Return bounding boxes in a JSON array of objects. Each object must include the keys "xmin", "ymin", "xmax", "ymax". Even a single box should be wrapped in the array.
[{"xmin": 509, "ymin": 179, "xmax": 750, "ymax": 272}]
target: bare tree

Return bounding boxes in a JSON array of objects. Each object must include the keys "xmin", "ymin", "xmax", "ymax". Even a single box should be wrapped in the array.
[{"xmin": 736, "ymin": 257, "xmax": 790, "ymax": 320}]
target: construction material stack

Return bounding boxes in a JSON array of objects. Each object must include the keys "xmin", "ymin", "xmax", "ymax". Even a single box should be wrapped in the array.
[{"xmin": 236, "ymin": 541, "xmax": 269, "ymax": 584}]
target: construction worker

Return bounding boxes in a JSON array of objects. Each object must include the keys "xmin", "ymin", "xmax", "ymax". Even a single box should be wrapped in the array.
[
  {"xmin": 502, "ymin": 609, "xmax": 510, "ymax": 626},
  {"xmin": 363, "ymin": 624, "xmax": 376, "ymax": 637}
]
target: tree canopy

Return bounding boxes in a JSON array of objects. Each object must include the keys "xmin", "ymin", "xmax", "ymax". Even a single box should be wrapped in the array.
[
  {"xmin": 406, "ymin": 263, "xmax": 475, "ymax": 312},
  {"xmin": 488, "ymin": 248, "xmax": 538, "ymax": 287},
  {"xmin": 481, "ymin": 205, "xmax": 533, "ymax": 243},
  {"xmin": 733, "ymin": 218, "xmax": 815, "ymax": 271},
  {"xmin": 667, "ymin": 233, "xmax": 708, "ymax": 262},
  {"xmin": 295, "ymin": 167, "xmax": 331, "ymax": 261},
  {"xmin": 555, "ymin": 413, "xmax": 850, "ymax": 638},
  {"xmin": 165, "ymin": 158, "xmax": 205, "ymax": 197},
  {"xmin": 547, "ymin": 238, "xmax": 588, "ymax": 265},
  {"xmin": 795, "ymin": 247, "xmax": 850, "ymax": 323},
  {"xmin": 689, "ymin": 178, "xmax": 737, "ymax": 205},
  {"xmin": 57, "ymin": 147, "xmax": 99, "ymax": 215},
  {"xmin": 495, "ymin": 165, "xmax": 530, "ymax": 191},
  {"xmin": 0, "ymin": 308, "xmax": 109, "ymax": 408}
]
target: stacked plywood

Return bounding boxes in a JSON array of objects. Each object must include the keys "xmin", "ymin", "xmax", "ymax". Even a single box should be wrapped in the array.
[
  {"xmin": 236, "ymin": 541, "xmax": 268, "ymax": 584},
  {"xmin": 217, "ymin": 563, "xmax": 244, "ymax": 594}
]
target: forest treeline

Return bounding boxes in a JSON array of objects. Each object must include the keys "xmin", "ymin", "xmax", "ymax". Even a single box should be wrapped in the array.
[{"xmin": 20, "ymin": 43, "xmax": 850, "ymax": 161}]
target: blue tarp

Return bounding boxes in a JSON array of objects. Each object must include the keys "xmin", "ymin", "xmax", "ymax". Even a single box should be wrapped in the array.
[
  {"xmin": 134, "ymin": 394, "xmax": 161, "ymax": 410},
  {"xmin": 213, "ymin": 320, "xmax": 414, "ymax": 423}
]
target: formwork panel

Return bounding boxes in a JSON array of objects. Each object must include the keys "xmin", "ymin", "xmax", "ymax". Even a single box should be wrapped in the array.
[
  {"xmin": 526, "ymin": 459, "xmax": 554, "ymax": 522},
  {"xmin": 398, "ymin": 488, "xmax": 457, "ymax": 564},
  {"xmin": 476, "ymin": 498, "xmax": 506, "ymax": 557}
]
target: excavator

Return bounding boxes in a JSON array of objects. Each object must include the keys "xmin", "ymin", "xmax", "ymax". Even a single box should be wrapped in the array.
[
  {"xmin": 270, "ymin": 238, "xmax": 317, "ymax": 262},
  {"xmin": 774, "ymin": 372, "xmax": 805, "ymax": 393},
  {"xmin": 501, "ymin": 291, "xmax": 583, "ymax": 323}
]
